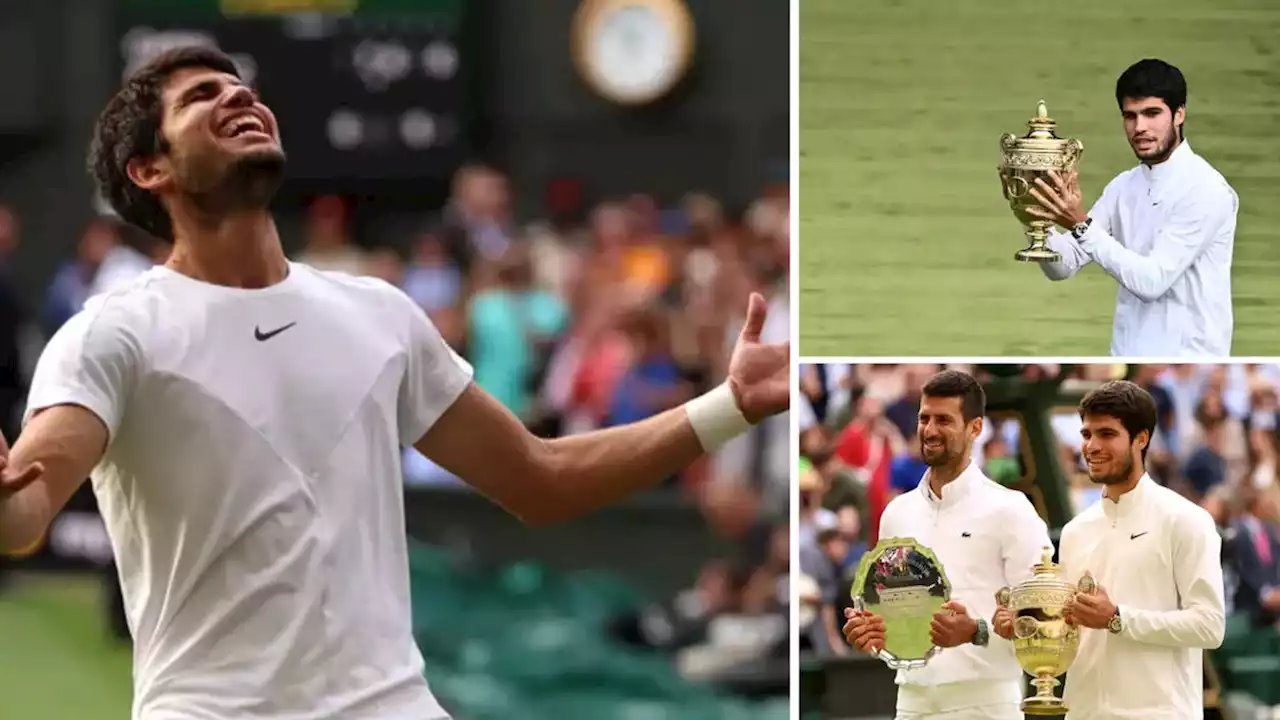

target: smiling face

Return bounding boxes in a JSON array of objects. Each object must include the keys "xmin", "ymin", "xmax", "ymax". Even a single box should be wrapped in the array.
[
  {"xmin": 1080, "ymin": 412, "xmax": 1146, "ymax": 487},
  {"xmin": 917, "ymin": 394, "xmax": 980, "ymax": 468},
  {"xmin": 128, "ymin": 65, "xmax": 286, "ymax": 212}
]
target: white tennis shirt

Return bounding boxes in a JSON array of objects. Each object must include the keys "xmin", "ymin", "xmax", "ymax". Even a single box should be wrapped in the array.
[
  {"xmin": 1040, "ymin": 141, "xmax": 1238, "ymax": 357},
  {"xmin": 877, "ymin": 461, "xmax": 1052, "ymax": 693},
  {"xmin": 1057, "ymin": 474, "xmax": 1226, "ymax": 720},
  {"xmin": 25, "ymin": 263, "xmax": 473, "ymax": 720}
]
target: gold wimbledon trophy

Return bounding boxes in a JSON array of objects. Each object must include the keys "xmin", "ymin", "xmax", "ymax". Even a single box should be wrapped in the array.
[
  {"xmin": 998, "ymin": 101, "xmax": 1084, "ymax": 263},
  {"xmin": 995, "ymin": 547, "xmax": 1095, "ymax": 716},
  {"xmin": 850, "ymin": 538, "xmax": 951, "ymax": 669}
]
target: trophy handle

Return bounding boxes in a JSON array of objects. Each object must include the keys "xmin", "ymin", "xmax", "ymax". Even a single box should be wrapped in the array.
[
  {"xmin": 1000, "ymin": 133, "xmax": 1018, "ymax": 152},
  {"xmin": 1064, "ymin": 138, "xmax": 1084, "ymax": 166},
  {"xmin": 1076, "ymin": 571, "xmax": 1097, "ymax": 595},
  {"xmin": 995, "ymin": 587, "xmax": 1012, "ymax": 608}
]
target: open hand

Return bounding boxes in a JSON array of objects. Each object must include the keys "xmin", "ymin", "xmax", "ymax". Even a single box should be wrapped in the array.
[
  {"xmin": 727, "ymin": 293, "xmax": 790, "ymax": 423},
  {"xmin": 842, "ymin": 607, "xmax": 886, "ymax": 655},
  {"xmin": 1026, "ymin": 170, "xmax": 1089, "ymax": 230},
  {"xmin": 930, "ymin": 600, "xmax": 978, "ymax": 648}
]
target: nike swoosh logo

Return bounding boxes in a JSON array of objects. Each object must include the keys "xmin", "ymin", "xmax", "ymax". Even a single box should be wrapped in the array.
[
  {"xmin": 961, "ymin": 532, "xmax": 972, "ymax": 538},
  {"xmin": 1130, "ymin": 531, "xmax": 1148, "ymax": 540},
  {"xmin": 254, "ymin": 322, "xmax": 297, "ymax": 342}
]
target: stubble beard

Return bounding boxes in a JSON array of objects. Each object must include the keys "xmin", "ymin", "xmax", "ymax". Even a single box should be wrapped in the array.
[
  {"xmin": 187, "ymin": 147, "xmax": 287, "ymax": 216},
  {"xmin": 1087, "ymin": 451, "xmax": 1135, "ymax": 487}
]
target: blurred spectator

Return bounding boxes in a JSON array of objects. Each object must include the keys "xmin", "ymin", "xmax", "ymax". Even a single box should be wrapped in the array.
[
  {"xmin": 798, "ymin": 527, "xmax": 848, "ymax": 657},
  {"xmin": 1231, "ymin": 486, "xmax": 1280, "ymax": 628},
  {"xmin": 607, "ymin": 304, "xmax": 693, "ymax": 429},
  {"xmin": 294, "ymin": 195, "xmax": 366, "ymax": 276},
  {"xmin": 438, "ymin": 164, "xmax": 513, "ymax": 272},
  {"xmin": 467, "ymin": 243, "xmax": 568, "ymax": 423},
  {"xmin": 42, "ymin": 218, "xmax": 119, "ymax": 335}
]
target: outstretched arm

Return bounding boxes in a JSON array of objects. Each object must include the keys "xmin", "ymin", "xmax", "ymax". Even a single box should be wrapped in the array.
[
  {"xmin": 412, "ymin": 293, "xmax": 789, "ymax": 525},
  {"xmin": 0, "ymin": 299, "xmax": 134, "ymax": 554},
  {"xmin": 0, "ymin": 406, "xmax": 106, "ymax": 553}
]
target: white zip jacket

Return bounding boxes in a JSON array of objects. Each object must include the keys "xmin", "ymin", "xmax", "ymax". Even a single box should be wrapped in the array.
[
  {"xmin": 1058, "ymin": 474, "xmax": 1226, "ymax": 719},
  {"xmin": 878, "ymin": 461, "xmax": 1052, "ymax": 691}
]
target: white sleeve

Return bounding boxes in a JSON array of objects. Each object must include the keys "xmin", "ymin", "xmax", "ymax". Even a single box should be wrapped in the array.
[
  {"xmin": 1039, "ymin": 230, "xmax": 1092, "ymax": 281},
  {"xmin": 1002, "ymin": 492, "xmax": 1055, "ymax": 586},
  {"xmin": 24, "ymin": 299, "xmax": 138, "ymax": 442},
  {"xmin": 1118, "ymin": 507, "xmax": 1226, "ymax": 649},
  {"xmin": 390, "ymin": 284, "xmax": 474, "ymax": 446},
  {"xmin": 1079, "ymin": 182, "xmax": 1235, "ymax": 302}
]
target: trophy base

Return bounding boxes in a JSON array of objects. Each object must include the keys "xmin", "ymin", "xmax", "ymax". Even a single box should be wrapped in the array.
[
  {"xmin": 1021, "ymin": 695, "xmax": 1068, "ymax": 716},
  {"xmin": 1015, "ymin": 246, "xmax": 1062, "ymax": 263},
  {"xmin": 1022, "ymin": 675, "xmax": 1068, "ymax": 716}
]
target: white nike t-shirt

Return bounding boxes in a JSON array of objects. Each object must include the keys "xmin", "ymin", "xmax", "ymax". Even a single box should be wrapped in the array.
[{"xmin": 25, "ymin": 262, "xmax": 473, "ymax": 720}]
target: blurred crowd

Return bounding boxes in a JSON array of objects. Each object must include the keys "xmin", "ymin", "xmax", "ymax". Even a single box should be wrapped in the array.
[
  {"xmin": 0, "ymin": 163, "xmax": 791, "ymax": 684},
  {"xmin": 796, "ymin": 363, "xmax": 1280, "ymax": 662}
]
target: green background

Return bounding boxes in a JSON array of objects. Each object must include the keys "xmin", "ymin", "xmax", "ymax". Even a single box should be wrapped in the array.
[{"xmin": 799, "ymin": 0, "xmax": 1280, "ymax": 356}]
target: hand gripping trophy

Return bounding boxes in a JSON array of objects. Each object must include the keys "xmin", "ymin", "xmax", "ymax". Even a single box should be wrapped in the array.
[{"xmin": 995, "ymin": 547, "xmax": 1095, "ymax": 716}]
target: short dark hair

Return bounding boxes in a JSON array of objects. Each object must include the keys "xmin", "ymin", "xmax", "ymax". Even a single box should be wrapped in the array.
[
  {"xmin": 921, "ymin": 369, "xmax": 986, "ymax": 422},
  {"xmin": 88, "ymin": 45, "xmax": 241, "ymax": 242},
  {"xmin": 1079, "ymin": 380, "xmax": 1158, "ymax": 459},
  {"xmin": 1115, "ymin": 59, "xmax": 1187, "ymax": 130}
]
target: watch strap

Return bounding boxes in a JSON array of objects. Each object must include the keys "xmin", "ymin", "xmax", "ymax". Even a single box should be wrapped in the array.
[
  {"xmin": 1071, "ymin": 217, "xmax": 1093, "ymax": 240},
  {"xmin": 972, "ymin": 617, "xmax": 990, "ymax": 647}
]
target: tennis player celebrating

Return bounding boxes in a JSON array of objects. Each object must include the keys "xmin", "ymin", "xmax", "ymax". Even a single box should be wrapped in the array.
[{"xmin": 0, "ymin": 46, "xmax": 789, "ymax": 720}]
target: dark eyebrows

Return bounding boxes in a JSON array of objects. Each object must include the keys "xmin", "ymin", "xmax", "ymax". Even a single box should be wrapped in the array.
[{"xmin": 174, "ymin": 75, "xmax": 248, "ymax": 109}]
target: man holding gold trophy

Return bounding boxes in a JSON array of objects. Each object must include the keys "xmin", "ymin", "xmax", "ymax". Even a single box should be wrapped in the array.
[
  {"xmin": 997, "ymin": 58, "xmax": 1238, "ymax": 357},
  {"xmin": 991, "ymin": 381, "xmax": 1226, "ymax": 719},
  {"xmin": 842, "ymin": 370, "xmax": 1052, "ymax": 719}
]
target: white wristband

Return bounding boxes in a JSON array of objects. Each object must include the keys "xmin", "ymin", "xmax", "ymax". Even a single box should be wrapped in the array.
[{"xmin": 685, "ymin": 382, "xmax": 753, "ymax": 452}]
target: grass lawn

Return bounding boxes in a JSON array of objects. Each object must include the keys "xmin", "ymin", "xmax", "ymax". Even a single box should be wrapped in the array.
[
  {"xmin": 799, "ymin": 0, "xmax": 1280, "ymax": 356},
  {"xmin": 0, "ymin": 574, "xmax": 133, "ymax": 718}
]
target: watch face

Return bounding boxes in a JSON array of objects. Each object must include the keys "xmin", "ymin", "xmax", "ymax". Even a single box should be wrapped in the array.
[{"xmin": 576, "ymin": 0, "xmax": 692, "ymax": 104}]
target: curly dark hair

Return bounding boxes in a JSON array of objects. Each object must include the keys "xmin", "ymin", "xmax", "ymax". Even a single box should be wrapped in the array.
[
  {"xmin": 87, "ymin": 45, "xmax": 241, "ymax": 242},
  {"xmin": 1079, "ymin": 380, "xmax": 1158, "ymax": 460}
]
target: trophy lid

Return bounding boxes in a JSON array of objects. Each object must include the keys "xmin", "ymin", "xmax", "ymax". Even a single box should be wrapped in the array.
[
  {"xmin": 1032, "ymin": 546, "xmax": 1058, "ymax": 573},
  {"xmin": 1025, "ymin": 100, "xmax": 1059, "ymax": 141}
]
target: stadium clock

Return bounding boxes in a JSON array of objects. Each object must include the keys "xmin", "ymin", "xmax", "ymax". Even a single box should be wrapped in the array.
[{"xmin": 571, "ymin": 0, "xmax": 695, "ymax": 106}]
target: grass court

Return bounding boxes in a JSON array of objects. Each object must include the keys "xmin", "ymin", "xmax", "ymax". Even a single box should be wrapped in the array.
[{"xmin": 799, "ymin": 0, "xmax": 1280, "ymax": 356}]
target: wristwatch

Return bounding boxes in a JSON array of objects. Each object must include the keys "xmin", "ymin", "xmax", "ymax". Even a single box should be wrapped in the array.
[
  {"xmin": 1107, "ymin": 607, "xmax": 1123, "ymax": 635},
  {"xmin": 1071, "ymin": 217, "xmax": 1093, "ymax": 240},
  {"xmin": 972, "ymin": 617, "xmax": 991, "ymax": 647}
]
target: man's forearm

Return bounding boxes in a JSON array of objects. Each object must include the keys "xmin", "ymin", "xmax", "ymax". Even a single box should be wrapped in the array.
[
  {"xmin": 538, "ymin": 405, "xmax": 708, "ymax": 523},
  {"xmin": 0, "ymin": 404, "xmax": 106, "ymax": 553},
  {"xmin": 0, "ymin": 485, "xmax": 53, "ymax": 555}
]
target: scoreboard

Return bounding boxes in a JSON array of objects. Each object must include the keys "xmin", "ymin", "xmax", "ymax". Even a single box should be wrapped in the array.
[{"xmin": 115, "ymin": 0, "xmax": 469, "ymax": 188}]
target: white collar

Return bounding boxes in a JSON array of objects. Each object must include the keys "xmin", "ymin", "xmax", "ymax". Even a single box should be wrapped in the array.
[
  {"xmin": 1101, "ymin": 473, "xmax": 1152, "ymax": 519},
  {"xmin": 920, "ymin": 460, "xmax": 981, "ymax": 506}
]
